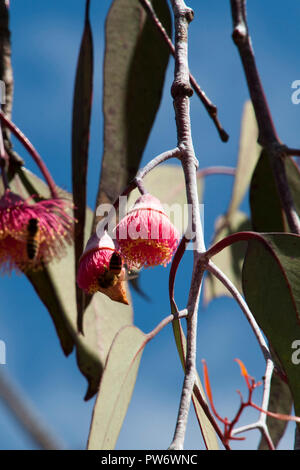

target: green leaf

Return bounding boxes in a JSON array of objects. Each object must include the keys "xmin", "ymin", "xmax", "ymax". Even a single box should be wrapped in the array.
[
  {"xmin": 250, "ymin": 150, "xmax": 286, "ymax": 232},
  {"xmin": 242, "ymin": 233, "xmax": 300, "ymax": 418},
  {"xmin": 285, "ymin": 157, "xmax": 300, "ymax": 217},
  {"xmin": 258, "ymin": 371, "xmax": 293, "ymax": 449},
  {"xmin": 227, "ymin": 100, "xmax": 260, "ymax": 218},
  {"xmin": 9, "ymin": 167, "xmax": 133, "ymax": 400},
  {"xmin": 128, "ymin": 163, "xmax": 204, "ymax": 235},
  {"xmin": 93, "ymin": 0, "xmax": 171, "ymax": 218},
  {"xmin": 71, "ymin": 0, "xmax": 94, "ymax": 327},
  {"xmin": 203, "ymin": 211, "xmax": 250, "ymax": 305},
  {"xmin": 87, "ymin": 325, "xmax": 147, "ymax": 450},
  {"xmin": 172, "ymin": 319, "xmax": 219, "ymax": 450},
  {"xmin": 250, "ymin": 152, "xmax": 300, "ymax": 232}
]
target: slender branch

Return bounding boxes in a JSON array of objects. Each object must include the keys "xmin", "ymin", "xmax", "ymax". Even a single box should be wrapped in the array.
[
  {"xmin": 282, "ymin": 147, "xmax": 300, "ymax": 158},
  {"xmin": 135, "ymin": 178, "xmax": 147, "ymax": 196},
  {"xmin": 0, "ymin": 121, "xmax": 8, "ymax": 189},
  {"xmin": 0, "ymin": 110, "xmax": 58, "ymax": 198},
  {"xmin": 230, "ymin": 0, "xmax": 300, "ymax": 234},
  {"xmin": 0, "ymin": 370, "xmax": 64, "ymax": 450},
  {"xmin": 0, "ymin": 0, "xmax": 23, "ymax": 168},
  {"xmin": 146, "ymin": 309, "xmax": 188, "ymax": 342},
  {"xmin": 97, "ymin": 147, "xmax": 181, "ymax": 234},
  {"xmin": 168, "ymin": 0, "xmax": 207, "ymax": 451},
  {"xmin": 232, "ymin": 359, "xmax": 275, "ymax": 450},
  {"xmin": 136, "ymin": 147, "xmax": 181, "ymax": 180},
  {"xmin": 138, "ymin": 0, "xmax": 229, "ymax": 142},
  {"xmin": 197, "ymin": 166, "xmax": 236, "ymax": 178}
]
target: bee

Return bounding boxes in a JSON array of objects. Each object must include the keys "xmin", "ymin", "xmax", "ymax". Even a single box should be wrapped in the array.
[
  {"xmin": 26, "ymin": 218, "xmax": 40, "ymax": 261},
  {"xmin": 98, "ymin": 251, "xmax": 124, "ymax": 289}
]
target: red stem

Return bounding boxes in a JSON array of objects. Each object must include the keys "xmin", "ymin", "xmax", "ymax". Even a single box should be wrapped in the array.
[
  {"xmin": 0, "ymin": 110, "xmax": 58, "ymax": 198},
  {"xmin": 206, "ymin": 230, "xmax": 266, "ymax": 259}
]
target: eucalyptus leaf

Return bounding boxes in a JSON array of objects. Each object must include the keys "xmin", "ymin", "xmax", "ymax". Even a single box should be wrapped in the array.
[
  {"xmin": 258, "ymin": 371, "xmax": 293, "ymax": 449},
  {"xmin": 9, "ymin": 167, "xmax": 133, "ymax": 400},
  {"xmin": 87, "ymin": 325, "xmax": 147, "ymax": 450},
  {"xmin": 71, "ymin": 0, "xmax": 94, "ymax": 326},
  {"xmin": 242, "ymin": 233, "xmax": 300, "ymax": 419},
  {"xmin": 93, "ymin": 0, "xmax": 171, "ymax": 228},
  {"xmin": 227, "ymin": 100, "xmax": 260, "ymax": 218}
]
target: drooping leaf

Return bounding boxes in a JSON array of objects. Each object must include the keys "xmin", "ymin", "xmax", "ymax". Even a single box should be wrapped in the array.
[
  {"xmin": 172, "ymin": 319, "xmax": 220, "ymax": 449},
  {"xmin": 87, "ymin": 325, "xmax": 147, "ymax": 450},
  {"xmin": 250, "ymin": 150, "xmax": 286, "ymax": 232},
  {"xmin": 227, "ymin": 100, "xmax": 260, "ymax": 218},
  {"xmin": 242, "ymin": 233, "xmax": 300, "ymax": 418},
  {"xmin": 258, "ymin": 371, "xmax": 293, "ymax": 450},
  {"xmin": 93, "ymin": 0, "xmax": 171, "ymax": 226},
  {"xmin": 285, "ymin": 157, "xmax": 300, "ymax": 217},
  {"xmin": 9, "ymin": 167, "xmax": 133, "ymax": 400},
  {"xmin": 71, "ymin": 0, "xmax": 94, "ymax": 328},
  {"xmin": 250, "ymin": 152, "xmax": 300, "ymax": 233},
  {"xmin": 203, "ymin": 211, "xmax": 250, "ymax": 305}
]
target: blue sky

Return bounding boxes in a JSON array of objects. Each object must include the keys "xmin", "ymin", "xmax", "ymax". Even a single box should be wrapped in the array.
[{"xmin": 0, "ymin": 0, "xmax": 299, "ymax": 450}]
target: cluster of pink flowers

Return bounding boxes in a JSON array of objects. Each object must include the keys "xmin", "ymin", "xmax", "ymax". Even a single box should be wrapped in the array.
[
  {"xmin": 0, "ymin": 189, "xmax": 74, "ymax": 273},
  {"xmin": 77, "ymin": 193, "xmax": 180, "ymax": 304}
]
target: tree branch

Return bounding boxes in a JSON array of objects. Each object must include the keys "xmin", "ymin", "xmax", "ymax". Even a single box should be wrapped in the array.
[
  {"xmin": 232, "ymin": 359, "xmax": 275, "ymax": 450},
  {"xmin": 0, "ymin": 0, "xmax": 23, "ymax": 168},
  {"xmin": 230, "ymin": 0, "xmax": 300, "ymax": 234},
  {"xmin": 138, "ymin": 0, "xmax": 229, "ymax": 142},
  {"xmin": 0, "ymin": 370, "xmax": 64, "ymax": 449},
  {"xmin": 168, "ymin": 0, "xmax": 207, "ymax": 450},
  {"xmin": 0, "ymin": 110, "xmax": 58, "ymax": 198}
]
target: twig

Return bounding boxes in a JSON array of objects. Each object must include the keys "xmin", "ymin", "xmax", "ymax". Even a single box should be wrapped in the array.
[
  {"xmin": 0, "ymin": 110, "xmax": 58, "ymax": 198},
  {"xmin": 138, "ymin": 0, "xmax": 229, "ymax": 142},
  {"xmin": 146, "ymin": 309, "xmax": 188, "ymax": 341},
  {"xmin": 282, "ymin": 147, "xmax": 300, "ymax": 158},
  {"xmin": 135, "ymin": 147, "xmax": 181, "ymax": 180},
  {"xmin": 0, "ymin": 0, "xmax": 23, "ymax": 168},
  {"xmin": 96, "ymin": 147, "xmax": 181, "ymax": 235},
  {"xmin": 230, "ymin": 0, "xmax": 300, "ymax": 234},
  {"xmin": 197, "ymin": 166, "xmax": 236, "ymax": 178},
  {"xmin": 232, "ymin": 359, "xmax": 275, "ymax": 450},
  {"xmin": 0, "ymin": 370, "xmax": 64, "ymax": 449}
]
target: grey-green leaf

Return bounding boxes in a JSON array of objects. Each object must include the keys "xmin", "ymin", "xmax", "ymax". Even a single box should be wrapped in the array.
[
  {"xmin": 93, "ymin": 0, "xmax": 171, "ymax": 225},
  {"xmin": 258, "ymin": 371, "xmax": 293, "ymax": 449},
  {"xmin": 71, "ymin": 0, "xmax": 94, "ymax": 329},
  {"xmin": 87, "ymin": 325, "xmax": 147, "ymax": 450},
  {"xmin": 242, "ymin": 233, "xmax": 300, "ymax": 418},
  {"xmin": 227, "ymin": 100, "xmax": 260, "ymax": 219},
  {"xmin": 9, "ymin": 167, "xmax": 133, "ymax": 400}
]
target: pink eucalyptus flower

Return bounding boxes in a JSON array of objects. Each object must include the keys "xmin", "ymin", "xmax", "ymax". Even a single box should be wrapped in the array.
[
  {"xmin": 77, "ymin": 231, "xmax": 129, "ymax": 304},
  {"xmin": 115, "ymin": 193, "xmax": 180, "ymax": 269},
  {"xmin": 0, "ymin": 189, "xmax": 74, "ymax": 272}
]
